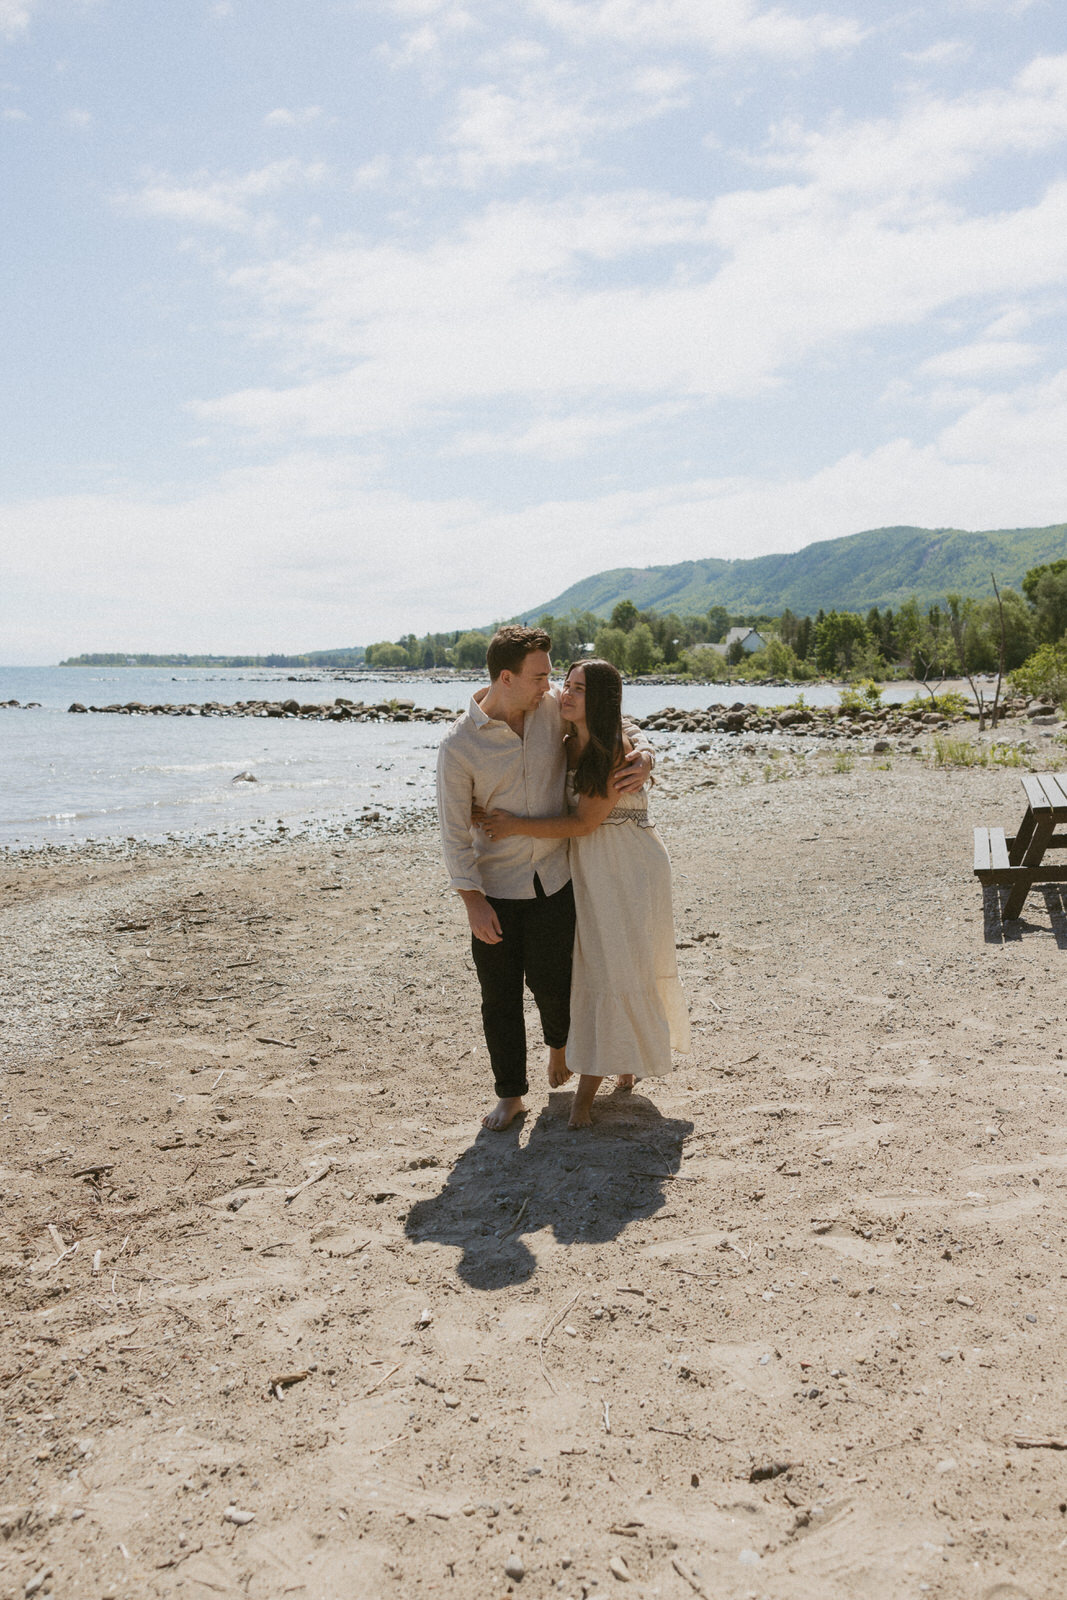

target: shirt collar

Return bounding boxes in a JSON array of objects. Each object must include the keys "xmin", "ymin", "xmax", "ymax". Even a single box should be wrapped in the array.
[{"xmin": 468, "ymin": 690, "xmax": 491, "ymax": 728}]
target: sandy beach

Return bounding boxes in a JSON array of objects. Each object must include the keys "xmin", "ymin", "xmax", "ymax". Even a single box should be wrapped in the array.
[{"xmin": 3, "ymin": 732, "xmax": 1067, "ymax": 1600}]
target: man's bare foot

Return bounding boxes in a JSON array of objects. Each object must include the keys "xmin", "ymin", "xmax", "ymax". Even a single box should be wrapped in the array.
[
  {"xmin": 548, "ymin": 1046, "xmax": 572, "ymax": 1088},
  {"xmin": 482, "ymin": 1096, "xmax": 525, "ymax": 1131},
  {"xmin": 568, "ymin": 1075, "xmax": 602, "ymax": 1129},
  {"xmin": 615, "ymin": 1074, "xmax": 635, "ymax": 1091}
]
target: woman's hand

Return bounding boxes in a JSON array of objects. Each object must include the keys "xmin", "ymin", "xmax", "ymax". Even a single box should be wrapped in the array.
[{"xmin": 478, "ymin": 808, "xmax": 521, "ymax": 841}]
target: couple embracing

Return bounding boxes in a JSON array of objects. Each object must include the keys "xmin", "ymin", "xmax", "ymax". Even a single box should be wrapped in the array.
[{"xmin": 436, "ymin": 625, "xmax": 690, "ymax": 1131}]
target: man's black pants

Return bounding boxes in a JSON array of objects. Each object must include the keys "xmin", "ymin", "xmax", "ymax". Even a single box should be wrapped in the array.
[{"xmin": 470, "ymin": 877, "xmax": 576, "ymax": 1100}]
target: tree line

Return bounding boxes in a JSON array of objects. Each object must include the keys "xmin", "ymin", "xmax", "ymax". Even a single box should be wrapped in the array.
[
  {"xmin": 59, "ymin": 650, "xmax": 369, "ymax": 668},
  {"xmin": 364, "ymin": 560, "xmax": 1067, "ymax": 688}
]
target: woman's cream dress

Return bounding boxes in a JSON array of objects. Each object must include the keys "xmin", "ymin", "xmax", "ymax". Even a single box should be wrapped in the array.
[{"xmin": 565, "ymin": 775, "xmax": 690, "ymax": 1079}]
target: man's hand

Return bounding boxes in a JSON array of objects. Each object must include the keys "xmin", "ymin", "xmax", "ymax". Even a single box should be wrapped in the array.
[
  {"xmin": 613, "ymin": 746, "xmax": 654, "ymax": 795},
  {"xmin": 460, "ymin": 889, "xmax": 503, "ymax": 944}
]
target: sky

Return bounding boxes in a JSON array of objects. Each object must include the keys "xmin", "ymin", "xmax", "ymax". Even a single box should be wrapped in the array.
[{"xmin": 2, "ymin": 0, "xmax": 1067, "ymax": 661}]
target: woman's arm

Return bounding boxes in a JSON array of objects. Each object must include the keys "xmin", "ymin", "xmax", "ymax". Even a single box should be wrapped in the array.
[{"xmin": 478, "ymin": 786, "xmax": 617, "ymax": 841}]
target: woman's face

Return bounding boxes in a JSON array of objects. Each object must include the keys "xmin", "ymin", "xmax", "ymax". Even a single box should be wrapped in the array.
[{"xmin": 560, "ymin": 665, "xmax": 587, "ymax": 723}]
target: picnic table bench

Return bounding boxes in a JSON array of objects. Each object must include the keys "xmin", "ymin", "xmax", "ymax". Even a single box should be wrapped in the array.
[{"xmin": 974, "ymin": 773, "xmax": 1067, "ymax": 920}]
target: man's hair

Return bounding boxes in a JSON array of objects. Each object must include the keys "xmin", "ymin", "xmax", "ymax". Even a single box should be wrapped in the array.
[{"xmin": 486, "ymin": 624, "xmax": 552, "ymax": 681}]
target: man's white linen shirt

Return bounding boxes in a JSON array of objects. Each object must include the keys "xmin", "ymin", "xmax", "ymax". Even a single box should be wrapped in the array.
[{"xmin": 437, "ymin": 691, "xmax": 571, "ymax": 901}]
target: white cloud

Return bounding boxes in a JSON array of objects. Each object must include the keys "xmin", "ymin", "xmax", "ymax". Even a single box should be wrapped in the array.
[
  {"xmin": 982, "ymin": 305, "xmax": 1032, "ymax": 339},
  {"xmin": 193, "ymin": 170, "xmax": 1067, "ymax": 447},
  {"xmin": 7, "ymin": 369, "xmax": 1067, "ymax": 656},
  {"xmin": 264, "ymin": 105, "xmax": 322, "ymax": 127},
  {"xmin": 353, "ymin": 154, "xmax": 392, "ymax": 187},
  {"xmin": 123, "ymin": 158, "xmax": 327, "ymax": 232},
  {"xmin": 65, "ymin": 107, "xmax": 92, "ymax": 130},
  {"xmin": 452, "ymin": 400, "xmax": 689, "ymax": 458},
  {"xmin": 385, "ymin": 1, "xmax": 476, "ymax": 63},
  {"xmin": 952, "ymin": 0, "xmax": 1040, "ymax": 13},
  {"xmin": 0, "ymin": 0, "xmax": 37, "ymax": 38},
  {"xmin": 381, "ymin": 0, "xmax": 861, "ymax": 67},
  {"xmin": 425, "ymin": 52, "xmax": 691, "ymax": 181},
  {"xmin": 445, "ymin": 80, "xmax": 598, "ymax": 177},
  {"xmin": 2, "ymin": 104, "xmax": 28, "ymax": 120},
  {"xmin": 524, "ymin": 0, "xmax": 863, "ymax": 57},
  {"xmin": 919, "ymin": 339, "xmax": 1041, "ymax": 378},
  {"xmin": 903, "ymin": 40, "xmax": 972, "ymax": 67},
  {"xmin": 762, "ymin": 53, "xmax": 1067, "ymax": 196}
]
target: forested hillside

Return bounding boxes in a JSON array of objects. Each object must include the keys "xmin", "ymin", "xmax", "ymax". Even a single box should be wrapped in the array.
[{"xmin": 521, "ymin": 523, "xmax": 1067, "ymax": 621}]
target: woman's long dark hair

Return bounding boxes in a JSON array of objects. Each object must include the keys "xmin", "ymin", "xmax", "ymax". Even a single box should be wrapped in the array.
[{"xmin": 568, "ymin": 658, "xmax": 624, "ymax": 797}]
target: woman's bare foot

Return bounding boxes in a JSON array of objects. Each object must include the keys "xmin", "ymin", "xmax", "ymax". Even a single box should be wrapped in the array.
[
  {"xmin": 548, "ymin": 1046, "xmax": 572, "ymax": 1088},
  {"xmin": 615, "ymin": 1074, "xmax": 636, "ymax": 1091},
  {"xmin": 482, "ymin": 1096, "xmax": 525, "ymax": 1131},
  {"xmin": 568, "ymin": 1075, "xmax": 602, "ymax": 1129}
]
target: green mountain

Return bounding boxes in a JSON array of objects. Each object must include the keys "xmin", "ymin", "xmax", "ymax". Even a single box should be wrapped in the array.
[{"xmin": 519, "ymin": 522, "xmax": 1067, "ymax": 620}]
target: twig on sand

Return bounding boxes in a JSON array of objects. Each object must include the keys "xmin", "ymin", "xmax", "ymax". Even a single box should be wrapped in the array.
[
  {"xmin": 499, "ymin": 1196, "xmax": 529, "ymax": 1238},
  {"xmin": 368, "ymin": 1432, "xmax": 407, "ymax": 1454},
  {"xmin": 672, "ymin": 1556, "xmax": 712, "ymax": 1600},
  {"xmin": 35, "ymin": 1242, "xmax": 79, "ymax": 1275},
  {"xmin": 364, "ymin": 1364, "xmax": 400, "ymax": 1397},
  {"xmin": 256, "ymin": 1036, "xmax": 297, "ymax": 1049},
  {"xmin": 538, "ymin": 1289, "xmax": 583, "ymax": 1395},
  {"xmin": 1015, "ymin": 1435, "xmax": 1067, "ymax": 1450},
  {"xmin": 284, "ymin": 1160, "xmax": 335, "ymax": 1204},
  {"xmin": 270, "ymin": 1370, "xmax": 309, "ymax": 1400}
]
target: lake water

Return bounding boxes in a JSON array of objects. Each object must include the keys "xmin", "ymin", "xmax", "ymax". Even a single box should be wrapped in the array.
[{"xmin": 0, "ymin": 665, "xmax": 955, "ymax": 849}]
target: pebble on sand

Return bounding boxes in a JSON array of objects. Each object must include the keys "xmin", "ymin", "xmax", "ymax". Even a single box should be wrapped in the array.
[{"xmin": 223, "ymin": 1506, "xmax": 255, "ymax": 1526}]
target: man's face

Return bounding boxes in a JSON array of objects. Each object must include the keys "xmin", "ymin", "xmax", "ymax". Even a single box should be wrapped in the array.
[{"xmin": 504, "ymin": 650, "xmax": 552, "ymax": 712}]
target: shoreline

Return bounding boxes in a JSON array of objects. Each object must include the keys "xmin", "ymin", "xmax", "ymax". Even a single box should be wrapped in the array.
[{"xmin": 3, "ymin": 703, "xmax": 1061, "ymax": 858}]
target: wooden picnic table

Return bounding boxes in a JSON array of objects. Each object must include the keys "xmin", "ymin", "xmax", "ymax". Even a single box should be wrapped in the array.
[{"xmin": 974, "ymin": 772, "xmax": 1067, "ymax": 920}]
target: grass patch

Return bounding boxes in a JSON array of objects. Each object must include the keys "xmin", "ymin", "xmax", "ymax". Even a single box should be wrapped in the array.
[
  {"xmin": 932, "ymin": 736, "xmax": 983, "ymax": 767},
  {"xmin": 989, "ymin": 742, "xmax": 1029, "ymax": 768},
  {"xmin": 832, "ymin": 751, "xmax": 854, "ymax": 774}
]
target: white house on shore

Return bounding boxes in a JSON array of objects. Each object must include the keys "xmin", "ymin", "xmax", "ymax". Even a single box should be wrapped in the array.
[{"xmin": 707, "ymin": 626, "xmax": 767, "ymax": 657}]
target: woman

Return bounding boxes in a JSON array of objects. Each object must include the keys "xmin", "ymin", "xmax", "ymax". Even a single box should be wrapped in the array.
[{"xmin": 478, "ymin": 659, "xmax": 690, "ymax": 1127}]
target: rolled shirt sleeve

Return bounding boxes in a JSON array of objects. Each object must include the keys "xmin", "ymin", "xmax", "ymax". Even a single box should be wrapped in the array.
[{"xmin": 436, "ymin": 738, "xmax": 483, "ymax": 894}]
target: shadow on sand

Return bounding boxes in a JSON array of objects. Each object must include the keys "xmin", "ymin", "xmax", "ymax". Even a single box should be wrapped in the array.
[
  {"xmin": 405, "ymin": 1088, "xmax": 694, "ymax": 1290},
  {"xmin": 983, "ymin": 883, "xmax": 1067, "ymax": 948}
]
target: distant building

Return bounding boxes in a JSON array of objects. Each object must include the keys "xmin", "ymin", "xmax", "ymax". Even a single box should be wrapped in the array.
[{"xmin": 707, "ymin": 627, "xmax": 767, "ymax": 657}]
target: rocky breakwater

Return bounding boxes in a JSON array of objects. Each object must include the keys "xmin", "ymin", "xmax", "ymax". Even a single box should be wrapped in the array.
[
  {"xmin": 633, "ymin": 696, "xmax": 1035, "ymax": 743},
  {"xmin": 56, "ymin": 692, "xmax": 1054, "ymax": 734},
  {"xmin": 65, "ymin": 696, "xmax": 458, "ymax": 723}
]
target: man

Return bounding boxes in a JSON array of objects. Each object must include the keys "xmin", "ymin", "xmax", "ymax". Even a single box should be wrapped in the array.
[{"xmin": 436, "ymin": 625, "xmax": 652, "ymax": 1131}]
